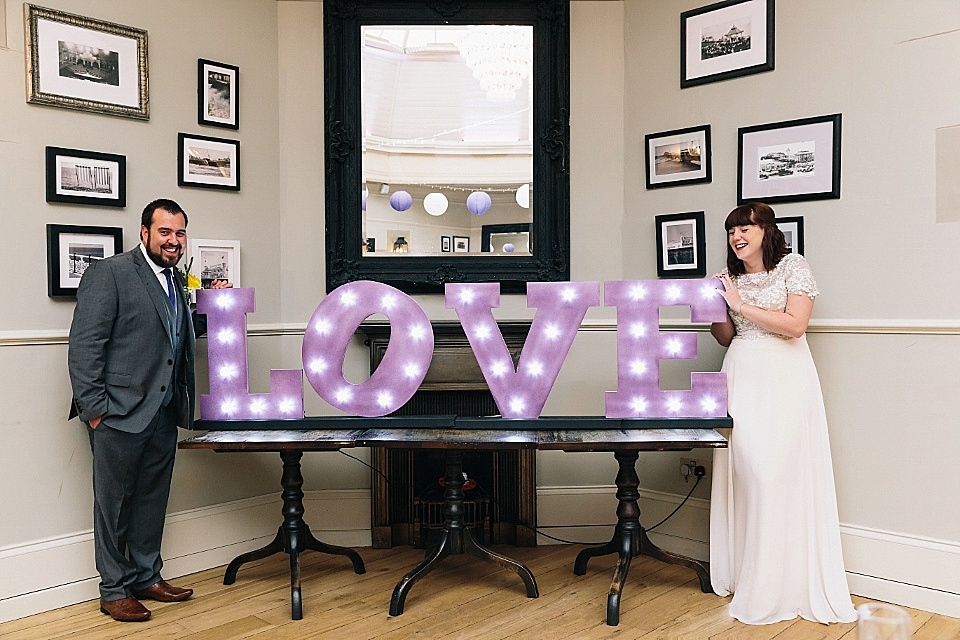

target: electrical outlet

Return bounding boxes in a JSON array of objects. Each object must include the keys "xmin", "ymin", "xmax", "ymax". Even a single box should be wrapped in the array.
[{"xmin": 680, "ymin": 459, "xmax": 697, "ymax": 480}]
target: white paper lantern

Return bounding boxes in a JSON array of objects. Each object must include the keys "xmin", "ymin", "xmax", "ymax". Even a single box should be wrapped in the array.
[
  {"xmin": 423, "ymin": 192, "xmax": 448, "ymax": 216},
  {"xmin": 515, "ymin": 183, "xmax": 530, "ymax": 208}
]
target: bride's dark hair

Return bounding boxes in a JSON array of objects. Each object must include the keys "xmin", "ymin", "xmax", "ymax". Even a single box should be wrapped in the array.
[{"xmin": 724, "ymin": 202, "xmax": 788, "ymax": 276}]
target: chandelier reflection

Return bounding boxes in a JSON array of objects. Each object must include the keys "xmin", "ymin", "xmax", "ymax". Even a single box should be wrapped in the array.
[{"xmin": 458, "ymin": 26, "xmax": 532, "ymax": 102}]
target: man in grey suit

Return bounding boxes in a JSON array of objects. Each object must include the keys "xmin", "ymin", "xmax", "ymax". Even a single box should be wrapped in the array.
[{"xmin": 68, "ymin": 199, "xmax": 227, "ymax": 622}]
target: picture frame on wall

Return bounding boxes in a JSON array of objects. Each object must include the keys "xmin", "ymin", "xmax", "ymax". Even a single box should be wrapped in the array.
[
  {"xmin": 178, "ymin": 133, "xmax": 240, "ymax": 191},
  {"xmin": 738, "ymin": 113, "xmax": 841, "ymax": 205},
  {"xmin": 452, "ymin": 236, "xmax": 470, "ymax": 253},
  {"xmin": 441, "ymin": 235, "xmax": 452, "ymax": 253},
  {"xmin": 655, "ymin": 211, "xmax": 706, "ymax": 278},
  {"xmin": 775, "ymin": 216, "xmax": 804, "ymax": 255},
  {"xmin": 644, "ymin": 125, "xmax": 712, "ymax": 189},
  {"xmin": 46, "ymin": 223, "xmax": 123, "ymax": 297},
  {"xmin": 24, "ymin": 4, "xmax": 149, "ymax": 119},
  {"xmin": 45, "ymin": 146, "xmax": 126, "ymax": 207},
  {"xmin": 680, "ymin": 0, "xmax": 774, "ymax": 89},
  {"xmin": 198, "ymin": 59, "xmax": 239, "ymax": 129},
  {"xmin": 188, "ymin": 238, "xmax": 240, "ymax": 289}
]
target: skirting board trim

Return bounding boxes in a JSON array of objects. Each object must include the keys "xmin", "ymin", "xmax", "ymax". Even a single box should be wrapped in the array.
[
  {"xmin": 0, "ymin": 489, "xmax": 370, "ymax": 624},
  {"xmin": 535, "ymin": 485, "xmax": 960, "ymax": 618}
]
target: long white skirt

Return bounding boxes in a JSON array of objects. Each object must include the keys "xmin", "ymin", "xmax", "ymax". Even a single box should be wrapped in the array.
[{"xmin": 710, "ymin": 335, "xmax": 856, "ymax": 625}]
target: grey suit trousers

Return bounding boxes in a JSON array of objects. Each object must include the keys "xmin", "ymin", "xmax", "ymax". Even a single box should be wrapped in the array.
[{"xmin": 87, "ymin": 404, "xmax": 178, "ymax": 601}]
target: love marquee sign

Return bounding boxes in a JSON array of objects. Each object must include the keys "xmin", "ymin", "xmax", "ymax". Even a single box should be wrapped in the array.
[{"xmin": 197, "ymin": 279, "xmax": 728, "ymax": 421}]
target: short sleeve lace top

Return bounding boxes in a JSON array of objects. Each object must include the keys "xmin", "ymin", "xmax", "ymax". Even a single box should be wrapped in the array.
[{"xmin": 722, "ymin": 253, "xmax": 819, "ymax": 340}]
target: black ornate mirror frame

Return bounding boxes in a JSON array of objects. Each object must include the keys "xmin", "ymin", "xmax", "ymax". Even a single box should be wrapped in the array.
[{"xmin": 324, "ymin": 0, "xmax": 570, "ymax": 293}]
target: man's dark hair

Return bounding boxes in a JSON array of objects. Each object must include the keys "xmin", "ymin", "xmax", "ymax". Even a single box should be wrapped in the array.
[{"xmin": 141, "ymin": 198, "xmax": 188, "ymax": 228}]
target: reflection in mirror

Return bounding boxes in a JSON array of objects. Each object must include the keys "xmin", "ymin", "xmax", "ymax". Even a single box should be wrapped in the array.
[{"xmin": 361, "ymin": 26, "xmax": 533, "ymax": 257}]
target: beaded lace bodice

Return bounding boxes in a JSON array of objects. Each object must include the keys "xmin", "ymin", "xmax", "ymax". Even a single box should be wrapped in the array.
[{"xmin": 725, "ymin": 253, "xmax": 819, "ymax": 340}]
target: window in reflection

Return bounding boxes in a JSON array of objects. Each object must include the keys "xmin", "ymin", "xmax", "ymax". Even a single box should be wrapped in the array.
[{"xmin": 361, "ymin": 25, "xmax": 533, "ymax": 257}]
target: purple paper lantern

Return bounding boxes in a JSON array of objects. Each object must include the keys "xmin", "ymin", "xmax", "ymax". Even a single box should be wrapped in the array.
[
  {"xmin": 302, "ymin": 281, "xmax": 434, "ymax": 417},
  {"xmin": 389, "ymin": 190, "xmax": 413, "ymax": 212},
  {"xmin": 197, "ymin": 288, "xmax": 304, "ymax": 420},
  {"xmin": 604, "ymin": 278, "xmax": 728, "ymax": 418},
  {"xmin": 502, "ymin": 243, "xmax": 515, "ymax": 253},
  {"xmin": 466, "ymin": 191, "xmax": 492, "ymax": 216},
  {"xmin": 447, "ymin": 281, "xmax": 600, "ymax": 418},
  {"xmin": 362, "ymin": 187, "xmax": 368, "ymax": 212}
]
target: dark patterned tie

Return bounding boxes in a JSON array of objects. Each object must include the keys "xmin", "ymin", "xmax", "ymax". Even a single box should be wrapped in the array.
[{"xmin": 162, "ymin": 268, "xmax": 177, "ymax": 311}]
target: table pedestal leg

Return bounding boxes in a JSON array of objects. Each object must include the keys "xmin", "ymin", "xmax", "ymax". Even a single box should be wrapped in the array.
[
  {"xmin": 222, "ymin": 450, "xmax": 366, "ymax": 620},
  {"xmin": 574, "ymin": 450, "xmax": 712, "ymax": 626},
  {"xmin": 389, "ymin": 450, "xmax": 538, "ymax": 616}
]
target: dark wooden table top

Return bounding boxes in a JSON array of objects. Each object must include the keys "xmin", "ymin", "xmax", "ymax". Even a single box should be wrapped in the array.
[{"xmin": 179, "ymin": 416, "xmax": 730, "ymax": 452}]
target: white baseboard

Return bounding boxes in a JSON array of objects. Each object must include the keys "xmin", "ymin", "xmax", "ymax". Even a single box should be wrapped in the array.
[
  {"xmin": 537, "ymin": 485, "xmax": 960, "ymax": 618},
  {"xmin": 0, "ymin": 489, "xmax": 370, "ymax": 624},
  {"xmin": 841, "ymin": 524, "xmax": 960, "ymax": 618}
]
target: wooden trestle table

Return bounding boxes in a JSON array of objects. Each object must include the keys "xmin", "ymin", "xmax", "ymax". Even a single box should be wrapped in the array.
[{"xmin": 179, "ymin": 415, "xmax": 731, "ymax": 625}]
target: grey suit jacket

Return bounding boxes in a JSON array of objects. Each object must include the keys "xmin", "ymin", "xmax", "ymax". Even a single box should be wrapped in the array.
[{"xmin": 68, "ymin": 247, "xmax": 196, "ymax": 433}]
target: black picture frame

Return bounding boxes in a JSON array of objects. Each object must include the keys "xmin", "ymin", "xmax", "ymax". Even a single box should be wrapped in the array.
[
  {"xmin": 46, "ymin": 224, "xmax": 123, "ymax": 297},
  {"xmin": 45, "ymin": 146, "xmax": 126, "ymax": 207},
  {"xmin": 178, "ymin": 132, "xmax": 240, "ymax": 191},
  {"xmin": 197, "ymin": 59, "xmax": 239, "ymax": 129},
  {"xmin": 644, "ymin": 125, "xmax": 712, "ymax": 189},
  {"xmin": 452, "ymin": 236, "xmax": 470, "ymax": 253},
  {"xmin": 324, "ymin": 0, "xmax": 570, "ymax": 293},
  {"xmin": 655, "ymin": 212, "xmax": 706, "ymax": 278},
  {"xmin": 775, "ymin": 216, "xmax": 804, "ymax": 255},
  {"xmin": 681, "ymin": 0, "xmax": 775, "ymax": 89},
  {"xmin": 24, "ymin": 4, "xmax": 149, "ymax": 120},
  {"xmin": 738, "ymin": 113, "xmax": 841, "ymax": 205},
  {"xmin": 441, "ymin": 236, "xmax": 452, "ymax": 253}
]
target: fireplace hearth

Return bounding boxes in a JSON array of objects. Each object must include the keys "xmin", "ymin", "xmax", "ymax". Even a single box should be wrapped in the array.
[{"xmin": 360, "ymin": 321, "xmax": 537, "ymax": 548}]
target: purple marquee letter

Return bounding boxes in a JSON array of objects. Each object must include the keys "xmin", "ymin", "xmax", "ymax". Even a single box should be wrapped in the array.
[
  {"xmin": 198, "ymin": 288, "xmax": 304, "ymax": 420},
  {"xmin": 605, "ymin": 279, "xmax": 727, "ymax": 418},
  {"xmin": 446, "ymin": 281, "xmax": 600, "ymax": 419},
  {"xmin": 302, "ymin": 281, "xmax": 434, "ymax": 417}
]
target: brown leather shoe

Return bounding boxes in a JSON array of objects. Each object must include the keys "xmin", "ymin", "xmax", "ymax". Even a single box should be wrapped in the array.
[
  {"xmin": 100, "ymin": 596, "xmax": 151, "ymax": 622},
  {"xmin": 133, "ymin": 580, "xmax": 193, "ymax": 602}
]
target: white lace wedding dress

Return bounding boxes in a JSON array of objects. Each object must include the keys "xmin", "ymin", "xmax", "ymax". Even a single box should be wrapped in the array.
[{"xmin": 709, "ymin": 254, "xmax": 857, "ymax": 625}]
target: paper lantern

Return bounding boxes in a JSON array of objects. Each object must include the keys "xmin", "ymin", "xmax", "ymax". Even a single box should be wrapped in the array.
[
  {"xmin": 446, "ymin": 281, "xmax": 600, "ymax": 418},
  {"xmin": 604, "ymin": 278, "xmax": 728, "ymax": 418},
  {"xmin": 515, "ymin": 183, "xmax": 530, "ymax": 208},
  {"xmin": 390, "ymin": 190, "xmax": 413, "ymax": 212},
  {"xmin": 466, "ymin": 191, "xmax": 492, "ymax": 215},
  {"xmin": 302, "ymin": 281, "xmax": 433, "ymax": 417},
  {"xmin": 423, "ymin": 192, "xmax": 448, "ymax": 216},
  {"xmin": 502, "ymin": 243, "xmax": 515, "ymax": 252},
  {"xmin": 362, "ymin": 187, "xmax": 368, "ymax": 212},
  {"xmin": 197, "ymin": 288, "xmax": 304, "ymax": 420}
]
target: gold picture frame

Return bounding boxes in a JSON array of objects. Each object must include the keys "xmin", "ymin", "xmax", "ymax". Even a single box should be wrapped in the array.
[{"xmin": 24, "ymin": 4, "xmax": 149, "ymax": 120}]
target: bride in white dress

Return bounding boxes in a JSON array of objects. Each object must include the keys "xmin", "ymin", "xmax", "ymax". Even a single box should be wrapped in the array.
[{"xmin": 709, "ymin": 202, "xmax": 856, "ymax": 625}]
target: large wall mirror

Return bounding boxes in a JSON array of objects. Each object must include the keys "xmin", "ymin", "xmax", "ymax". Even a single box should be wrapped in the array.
[{"xmin": 324, "ymin": 0, "xmax": 569, "ymax": 293}]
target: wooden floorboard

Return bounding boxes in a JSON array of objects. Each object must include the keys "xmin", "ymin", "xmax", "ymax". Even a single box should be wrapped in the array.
[{"xmin": 2, "ymin": 545, "xmax": 957, "ymax": 639}]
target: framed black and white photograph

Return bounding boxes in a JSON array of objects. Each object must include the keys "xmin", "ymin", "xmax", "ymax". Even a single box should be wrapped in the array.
[
  {"xmin": 198, "ymin": 59, "xmax": 239, "ymax": 129},
  {"xmin": 775, "ymin": 216, "xmax": 804, "ymax": 255},
  {"xmin": 178, "ymin": 133, "xmax": 240, "ymax": 191},
  {"xmin": 681, "ymin": 0, "xmax": 774, "ymax": 89},
  {"xmin": 45, "ymin": 146, "xmax": 125, "ymax": 207},
  {"xmin": 441, "ymin": 235, "xmax": 452, "ymax": 253},
  {"xmin": 453, "ymin": 236, "xmax": 470, "ymax": 253},
  {"xmin": 645, "ymin": 125, "xmax": 712, "ymax": 189},
  {"xmin": 188, "ymin": 238, "xmax": 240, "ymax": 288},
  {"xmin": 655, "ymin": 211, "xmax": 706, "ymax": 278},
  {"xmin": 25, "ymin": 4, "xmax": 149, "ymax": 120},
  {"xmin": 738, "ymin": 114, "xmax": 841, "ymax": 205},
  {"xmin": 46, "ymin": 224, "xmax": 123, "ymax": 297}
]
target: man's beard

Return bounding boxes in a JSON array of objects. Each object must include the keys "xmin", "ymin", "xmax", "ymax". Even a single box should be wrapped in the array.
[{"xmin": 146, "ymin": 238, "xmax": 182, "ymax": 268}]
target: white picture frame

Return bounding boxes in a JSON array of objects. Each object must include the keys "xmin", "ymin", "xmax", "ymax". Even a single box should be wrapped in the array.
[{"xmin": 187, "ymin": 238, "xmax": 240, "ymax": 291}]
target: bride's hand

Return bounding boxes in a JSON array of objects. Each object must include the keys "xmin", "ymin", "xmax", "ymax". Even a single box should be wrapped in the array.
[{"xmin": 716, "ymin": 273, "xmax": 744, "ymax": 313}]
